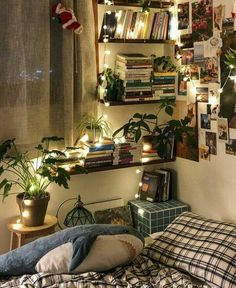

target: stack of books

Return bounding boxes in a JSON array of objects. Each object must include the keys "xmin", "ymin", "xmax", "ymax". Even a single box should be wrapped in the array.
[
  {"xmin": 84, "ymin": 140, "xmax": 114, "ymax": 168},
  {"xmin": 99, "ymin": 10, "xmax": 172, "ymax": 41},
  {"xmin": 152, "ymin": 72, "xmax": 176, "ymax": 100},
  {"xmin": 113, "ymin": 141, "xmax": 142, "ymax": 165},
  {"xmin": 115, "ymin": 53, "xmax": 153, "ymax": 102}
]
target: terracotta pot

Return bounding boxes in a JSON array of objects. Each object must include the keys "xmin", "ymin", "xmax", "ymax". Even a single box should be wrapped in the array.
[{"xmin": 16, "ymin": 192, "xmax": 50, "ymax": 227}]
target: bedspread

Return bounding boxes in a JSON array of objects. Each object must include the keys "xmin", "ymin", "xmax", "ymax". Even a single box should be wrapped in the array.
[{"xmin": 0, "ymin": 254, "xmax": 209, "ymax": 288}]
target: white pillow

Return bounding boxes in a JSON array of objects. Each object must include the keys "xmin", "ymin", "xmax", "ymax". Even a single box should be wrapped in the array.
[{"xmin": 36, "ymin": 234, "xmax": 143, "ymax": 274}]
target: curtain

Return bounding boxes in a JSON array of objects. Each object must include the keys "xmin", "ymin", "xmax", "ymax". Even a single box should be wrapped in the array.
[{"xmin": 0, "ymin": 0, "xmax": 97, "ymax": 149}]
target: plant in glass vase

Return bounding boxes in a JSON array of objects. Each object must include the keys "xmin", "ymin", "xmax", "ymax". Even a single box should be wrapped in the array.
[{"xmin": 0, "ymin": 137, "xmax": 86, "ymax": 226}]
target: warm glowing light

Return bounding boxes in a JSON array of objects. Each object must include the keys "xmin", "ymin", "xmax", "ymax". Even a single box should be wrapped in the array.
[
  {"xmin": 183, "ymin": 76, "xmax": 189, "ymax": 81},
  {"xmin": 139, "ymin": 182, "xmax": 143, "ymax": 187},
  {"xmin": 104, "ymin": 50, "xmax": 111, "ymax": 55},
  {"xmin": 115, "ymin": 11, "xmax": 122, "ymax": 19},
  {"xmin": 230, "ymin": 65, "xmax": 234, "ymax": 69},
  {"xmin": 218, "ymin": 88, "xmax": 223, "ymax": 93},
  {"xmin": 22, "ymin": 211, "xmax": 30, "ymax": 218},
  {"xmin": 101, "ymin": 75, "xmax": 106, "ymax": 81},
  {"xmin": 230, "ymin": 76, "xmax": 234, "ymax": 80},
  {"xmin": 135, "ymin": 193, "xmax": 139, "ymax": 199},
  {"xmin": 103, "ymin": 63, "xmax": 109, "ymax": 69},
  {"xmin": 12, "ymin": 223, "xmax": 23, "ymax": 229},
  {"xmin": 104, "ymin": 101, "xmax": 110, "ymax": 107},
  {"xmin": 114, "ymin": 138, "xmax": 120, "ymax": 144},
  {"xmin": 103, "ymin": 25, "xmax": 107, "ymax": 30},
  {"xmin": 80, "ymin": 134, "xmax": 89, "ymax": 142},
  {"xmin": 138, "ymin": 208, "xmax": 144, "ymax": 216},
  {"xmin": 136, "ymin": 169, "xmax": 141, "ymax": 174},
  {"xmin": 143, "ymin": 143, "xmax": 152, "ymax": 152},
  {"xmin": 95, "ymin": 142, "xmax": 102, "ymax": 147},
  {"xmin": 16, "ymin": 219, "xmax": 21, "ymax": 224},
  {"xmin": 103, "ymin": 114, "xmax": 108, "ymax": 119},
  {"xmin": 103, "ymin": 38, "xmax": 109, "ymax": 43},
  {"xmin": 106, "ymin": 11, "xmax": 111, "ymax": 15}
]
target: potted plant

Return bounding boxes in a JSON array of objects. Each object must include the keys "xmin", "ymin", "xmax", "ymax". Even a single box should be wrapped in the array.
[
  {"xmin": 0, "ymin": 137, "xmax": 86, "ymax": 226},
  {"xmin": 74, "ymin": 113, "xmax": 112, "ymax": 145},
  {"xmin": 97, "ymin": 68, "xmax": 124, "ymax": 102},
  {"xmin": 152, "ymin": 55, "xmax": 177, "ymax": 73},
  {"xmin": 113, "ymin": 99, "xmax": 197, "ymax": 159}
]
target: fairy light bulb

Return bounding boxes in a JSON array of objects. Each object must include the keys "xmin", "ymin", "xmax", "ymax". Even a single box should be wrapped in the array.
[
  {"xmin": 230, "ymin": 65, "xmax": 234, "ymax": 69},
  {"xmin": 103, "ymin": 63, "xmax": 109, "ymax": 69},
  {"xmin": 106, "ymin": 11, "xmax": 111, "ymax": 15},
  {"xmin": 104, "ymin": 101, "xmax": 110, "ymax": 107},
  {"xmin": 139, "ymin": 182, "xmax": 143, "ymax": 187},
  {"xmin": 104, "ymin": 50, "xmax": 111, "ymax": 55},
  {"xmin": 101, "ymin": 75, "xmax": 106, "ymax": 81},
  {"xmin": 136, "ymin": 169, "xmax": 141, "ymax": 174},
  {"xmin": 135, "ymin": 193, "xmax": 139, "ymax": 199},
  {"xmin": 103, "ymin": 114, "xmax": 108, "ymax": 119},
  {"xmin": 218, "ymin": 88, "xmax": 223, "ymax": 93},
  {"xmin": 230, "ymin": 75, "xmax": 234, "ymax": 80},
  {"xmin": 103, "ymin": 38, "xmax": 109, "ymax": 43},
  {"xmin": 183, "ymin": 76, "xmax": 189, "ymax": 81}
]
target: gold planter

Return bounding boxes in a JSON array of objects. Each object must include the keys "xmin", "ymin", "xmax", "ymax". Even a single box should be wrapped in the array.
[{"xmin": 16, "ymin": 192, "xmax": 50, "ymax": 227}]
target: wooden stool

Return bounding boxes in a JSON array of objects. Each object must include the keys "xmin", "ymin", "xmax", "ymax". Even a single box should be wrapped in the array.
[{"xmin": 8, "ymin": 214, "xmax": 58, "ymax": 251}]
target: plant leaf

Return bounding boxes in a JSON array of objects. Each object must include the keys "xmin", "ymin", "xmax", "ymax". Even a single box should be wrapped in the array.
[{"xmin": 3, "ymin": 183, "xmax": 12, "ymax": 201}]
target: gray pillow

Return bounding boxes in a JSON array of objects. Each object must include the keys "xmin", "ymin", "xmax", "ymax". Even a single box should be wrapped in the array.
[{"xmin": 0, "ymin": 224, "xmax": 144, "ymax": 275}]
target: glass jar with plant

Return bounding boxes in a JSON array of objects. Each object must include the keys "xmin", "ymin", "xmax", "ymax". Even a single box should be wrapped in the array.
[
  {"xmin": 0, "ymin": 137, "xmax": 86, "ymax": 226},
  {"xmin": 74, "ymin": 113, "xmax": 112, "ymax": 145}
]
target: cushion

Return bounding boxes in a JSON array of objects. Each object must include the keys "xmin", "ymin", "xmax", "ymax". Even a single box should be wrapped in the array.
[
  {"xmin": 144, "ymin": 212, "xmax": 236, "ymax": 288},
  {"xmin": 0, "ymin": 224, "xmax": 144, "ymax": 275},
  {"xmin": 36, "ymin": 234, "xmax": 144, "ymax": 273}
]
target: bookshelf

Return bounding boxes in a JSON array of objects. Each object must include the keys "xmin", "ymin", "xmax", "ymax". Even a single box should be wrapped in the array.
[
  {"xmin": 70, "ymin": 157, "xmax": 175, "ymax": 175},
  {"xmin": 98, "ymin": 39, "xmax": 175, "ymax": 44},
  {"xmin": 97, "ymin": 1, "xmax": 174, "ymax": 9},
  {"xmin": 99, "ymin": 99, "xmax": 174, "ymax": 105}
]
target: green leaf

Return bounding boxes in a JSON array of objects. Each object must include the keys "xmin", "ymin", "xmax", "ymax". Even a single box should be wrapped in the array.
[
  {"xmin": 0, "ymin": 166, "xmax": 4, "ymax": 176},
  {"xmin": 165, "ymin": 105, "xmax": 174, "ymax": 116},
  {"xmin": 0, "ymin": 139, "xmax": 14, "ymax": 161},
  {"xmin": 0, "ymin": 179, "xmax": 8, "ymax": 190},
  {"xmin": 143, "ymin": 114, "xmax": 157, "ymax": 120},
  {"xmin": 41, "ymin": 136, "xmax": 64, "ymax": 143},
  {"xmin": 133, "ymin": 113, "xmax": 143, "ymax": 119},
  {"xmin": 3, "ymin": 183, "xmax": 12, "ymax": 201},
  {"xmin": 135, "ymin": 129, "xmax": 142, "ymax": 142},
  {"xmin": 73, "ymin": 165, "xmax": 87, "ymax": 174}
]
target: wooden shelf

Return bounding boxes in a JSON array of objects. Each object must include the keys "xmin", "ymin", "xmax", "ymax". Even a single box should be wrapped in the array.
[
  {"xmin": 97, "ymin": 1, "xmax": 174, "ymax": 8},
  {"xmin": 98, "ymin": 39, "xmax": 175, "ymax": 44},
  {"xmin": 70, "ymin": 158, "xmax": 175, "ymax": 175},
  {"xmin": 99, "ymin": 99, "xmax": 175, "ymax": 106}
]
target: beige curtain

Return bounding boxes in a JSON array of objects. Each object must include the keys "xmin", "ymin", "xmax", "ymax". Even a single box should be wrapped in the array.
[{"xmin": 0, "ymin": 0, "xmax": 97, "ymax": 149}]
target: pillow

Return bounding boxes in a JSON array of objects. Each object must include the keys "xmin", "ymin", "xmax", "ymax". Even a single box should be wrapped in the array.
[
  {"xmin": 36, "ymin": 234, "xmax": 144, "ymax": 273},
  {"xmin": 0, "ymin": 224, "xmax": 144, "ymax": 275},
  {"xmin": 144, "ymin": 212, "xmax": 236, "ymax": 288}
]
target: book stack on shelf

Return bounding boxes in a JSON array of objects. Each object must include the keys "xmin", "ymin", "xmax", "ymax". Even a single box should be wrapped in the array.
[
  {"xmin": 152, "ymin": 72, "xmax": 176, "ymax": 100},
  {"xmin": 113, "ymin": 141, "xmax": 142, "ymax": 165},
  {"xmin": 115, "ymin": 53, "xmax": 153, "ymax": 102},
  {"xmin": 84, "ymin": 140, "xmax": 114, "ymax": 168},
  {"xmin": 139, "ymin": 169, "xmax": 172, "ymax": 202},
  {"xmin": 99, "ymin": 9, "xmax": 172, "ymax": 41}
]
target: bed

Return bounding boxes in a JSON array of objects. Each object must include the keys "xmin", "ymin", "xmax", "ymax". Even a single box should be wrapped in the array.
[{"xmin": 0, "ymin": 212, "xmax": 235, "ymax": 288}]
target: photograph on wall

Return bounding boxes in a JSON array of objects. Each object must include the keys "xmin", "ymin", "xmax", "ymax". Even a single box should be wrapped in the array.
[
  {"xmin": 208, "ymin": 83, "xmax": 220, "ymax": 104},
  {"xmin": 206, "ymin": 131, "xmax": 217, "ymax": 155},
  {"xmin": 217, "ymin": 118, "xmax": 228, "ymax": 141},
  {"xmin": 210, "ymin": 104, "xmax": 220, "ymax": 120},
  {"xmin": 178, "ymin": 71, "xmax": 188, "ymax": 96},
  {"xmin": 194, "ymin": 42, "xmax": 204, "ymax": 62},
  {"xmin": 190, "ymin": 65, "xmax": 200, "ymax": 80},
  {"xmin": 204, "ymin": 36, "xmax": 223, "ymax": 58},
  {"xmin": 200, "ymin": 57, "xmax": 219, "ymax": 84},
  {"xmin": 182, "ymin": 48, "xmax": 194, "ymax": 65},
  {"xmin": 214, "ymin": 4, "xmax": 225, "ymax": 32},
  {"xmin": 201, "ymin": 113, "xmax": 211, "ymax": 129},
  {"xmin": 180, "ymin": 34, "xmax": 193, "ymax": 48},
  {"xmin": 192, "ymin": 0, "xmax": 213, "ymax": 42},
  {"xmin": 226, "ymin": 139, "xmax": 236, "ymax": 155},
  {"xmin": 199, "ymin": 145, "xmax": 210, "ymax": 160},
  {"xmin": 178, "ymin": 2, "xmax": 190, "ymax": 30},
  {"xmin": 196, "ymin": 86, "xmax": 209, "ymax": 102}
]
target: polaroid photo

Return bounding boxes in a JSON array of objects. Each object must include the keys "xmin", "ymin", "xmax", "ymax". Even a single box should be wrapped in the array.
[
  {"xmin": 226, "ymin": 139, "xmax": 236, "ymax": 156},
  {"xmin": 206, "ymin": 131, "xmax": 217, "ymax": 155},
  {"xmin": 201, "ymin": 113, "xmax": 211, "ymax": 129},
  {"xmin": 182, "ymin": 48, "xmax": 194, "ymax": 65},
  {"xmin": 200, "ymin": 57, "xmax": 219, "ymax": 84},
  {"xmin": 194, "ymin": 42, "xmax": 204, "ymax": 62},
  {"xmin": 199, "ymin": 145, "xmax": 210, "ymax": 161},
  {"xmin": 196, "ymin": 86, "xmax": 209, "ymax": 102},
  {"xmin": 217, "ymin": 118, "xmax": 228, "ymax": 142}
]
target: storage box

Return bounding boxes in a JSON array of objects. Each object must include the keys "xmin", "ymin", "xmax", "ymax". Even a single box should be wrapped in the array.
[{"xmin": 129, "ymin": 199, "xmax": 189, "ymax": 237}]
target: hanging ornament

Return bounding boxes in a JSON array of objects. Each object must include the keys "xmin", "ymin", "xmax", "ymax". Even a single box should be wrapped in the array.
[{"xmin": 51, "ymin": 3, "xmax": 83, "ymax": 35}]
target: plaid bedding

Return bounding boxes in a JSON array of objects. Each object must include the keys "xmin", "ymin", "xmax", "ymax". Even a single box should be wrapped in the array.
[
  {"xmin": 144, "ymin": 212, "xmax": 236, "ymax": 288},
  {"xmin": 0, "ymin": 253, "xmax": 209, "ymax": 288}
]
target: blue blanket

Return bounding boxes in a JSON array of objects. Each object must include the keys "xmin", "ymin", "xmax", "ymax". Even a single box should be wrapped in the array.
[{"xmin": 0, "ymin": 224, "xmax": 144, "ymax": 276}]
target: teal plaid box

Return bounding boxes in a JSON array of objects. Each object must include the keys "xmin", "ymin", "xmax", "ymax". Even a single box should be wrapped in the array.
[{"xmin": 129, "ymin": 199, "xmax": 189, "ymax": 237}]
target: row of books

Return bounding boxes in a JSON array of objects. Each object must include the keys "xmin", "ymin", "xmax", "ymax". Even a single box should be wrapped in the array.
[
  {"xmin": 100, "ymin": 10, "xmax": 172, "ymax": 41},
  {"xmin": 139, "ymin": 169, "xmax": 172, "ymax": 202},
  {"xmin": 152, "ymin": 72, "xmax": 176, "ymax": 100},
  {"xmin": 113, "ymin": 141, "xmax": 142, "ymax": 165},
  {"xmin": 115, "ymin": 53, "xmax": 153, "ymax": 102}
]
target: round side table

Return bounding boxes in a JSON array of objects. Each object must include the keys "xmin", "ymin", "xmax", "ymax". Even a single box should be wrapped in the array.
[{"xmin": 7, "ymin": 214, "xmax": 58, "ymax": 251}]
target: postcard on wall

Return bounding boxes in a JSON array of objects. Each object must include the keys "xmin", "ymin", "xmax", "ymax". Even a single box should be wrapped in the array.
[
  {"xmin": 192, "ymin": 0, "xmax": 213, "ymax": 42},
  {"xmin": 194, "ymin": 42, "xmax": 204, "ymax": 62},
  {"xmin": 226, "ymin": 139, "xmax": 236, "ymax": 156},
  {"xmin": 200, "ymin": 57, "xmax": 219, "ymax": 84},
  {"xmin": 182, "ymin": 48, "xmax": 194, "ymax": 65},
  {"xmin": 178, "ymin": 71, "xmax": 188, "ymax": 96},
  {"xmin": 206, "ymin": 131, "xmax": 217, "ymax": 155},
  {"xmin": 208, "ymin": 83, "xmax": 220, "ymax": 104},
  {"xmin": 204, "ymin": 36, "xmax": 222, "ymax": 58},
  {"xmin": 196, "ymin": 86, "xmax": 209, "ymax": 102},
  {"xmin": 199, "ymin": 145, "xmax": 210, "ymax": 161},
  {"xmin": 178, "ymin": 2, "xmax": 190, "ymax": 34},
  {"xmin": 217, "ymin": 118, "xmax": 228, "ymax": 142},
  {"xmin": 180, "ymin": 34, "xmax": 193, "ymax": 48},
  {"xmin": 201, "ymin": 113, "xmax": 211, "ymax": 129},
  {"xmin": 187, "ymin": 80, "xmax": 197, "ymax": 104},
  {"xmin": 190, "ymin": 64, "xmax": 200, "ymax": 80},
  {"xmin": 214, "ymin": 4, "xmax": 225, "ymax": 32},
  {"xmin": 210, "ymin": 104, "xmax": 220, "ymax": 120}
]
